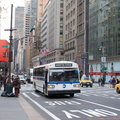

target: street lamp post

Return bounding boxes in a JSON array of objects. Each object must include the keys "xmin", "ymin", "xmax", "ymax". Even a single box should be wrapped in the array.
[
  {"xmin": 99, "ymin": 46, "xmax": 107, "ymax": 84},
  {"xmin": 84, "ymin": 0, "xmax": 89, "ymax": 77},
  {"xmin": 4, "ymin": 4, "xmax": 16, "ymax": 83}
]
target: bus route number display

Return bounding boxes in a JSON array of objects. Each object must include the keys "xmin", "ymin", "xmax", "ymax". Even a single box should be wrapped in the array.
[{"xmin": 55, "ymin": 63, "xmax": 72, "ymax": 67}]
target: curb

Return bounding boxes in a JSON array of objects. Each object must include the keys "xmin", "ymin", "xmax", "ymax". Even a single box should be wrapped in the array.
[{"xmin": 18, "ymin": 95, "xmax": 45, "ymax": 120}]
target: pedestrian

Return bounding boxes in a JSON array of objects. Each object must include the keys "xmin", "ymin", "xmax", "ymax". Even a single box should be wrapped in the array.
[
  {"xmin": 101, "ymin": 77, "xmax": 105, "ymax": 87},
  {"xmin": 13, "ymin": 75, "xmax": 21, "ymax": 97},
  {"xmin": 3, "ymin": 75, "xmax": 8, "ymax": 91},
  {"xmin": 116, "ymin": 78, "xmax": 119, "ymax": 84},
  {"xmin": 11, "ymin": 75, "xmax": 14, "ymax": 81},
  {"xmin": 109, "ymin": 78, "xmax": 112, "ymax": 88},
  {"xmin": 0, "ymin": 74, "xmax": 3, "ymax": 90},
  {"xmin": 112, "ymin": 77, "xmax": 116, "ymax": 88},
  {"xmin": 98, "ymin": 77, "xmax": 102, "ymax": 86}
]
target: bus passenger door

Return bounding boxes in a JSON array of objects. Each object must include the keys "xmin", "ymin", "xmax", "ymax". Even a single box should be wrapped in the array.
[{"xmin": 43, "ymin": 70, "xmax": 48, "ymax": 94}]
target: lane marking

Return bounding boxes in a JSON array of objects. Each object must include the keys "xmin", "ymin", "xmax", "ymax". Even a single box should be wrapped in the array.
[
  {"xmin": 22, "ymin": 93, "xmax": 61, "ymax": 120},
  {"xmin": 31, "ymin": 93, "xmax": 40, "ymax": 97},
  {"xmin": 63, "ymin": 109, "xmax": 118, "ymax": 118},
  {"xmin": 74, "ymin": 98, "xmax": 120, "ymax": 112}
]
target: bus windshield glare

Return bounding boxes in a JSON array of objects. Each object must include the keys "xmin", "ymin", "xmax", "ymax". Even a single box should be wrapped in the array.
[{"xmin": 49, "ymin": 68, "xmax": 79, "ymax": 82}]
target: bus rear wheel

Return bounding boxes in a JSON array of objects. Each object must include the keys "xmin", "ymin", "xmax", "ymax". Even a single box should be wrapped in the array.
[
  {"xmin": 34, "ymin": 83, "xmax": 38, "ymax": 92},
  {"xmin": 70, "ymin": 93, "xmax": 74, "ymax": 97}
]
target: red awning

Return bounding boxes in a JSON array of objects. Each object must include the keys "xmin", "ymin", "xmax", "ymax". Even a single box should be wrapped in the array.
[
  {"xmin": 115, "ymin": 73, "xmax": 120, "ymax": 76},
  {"xmin": 106, "ymin": 72, "xmax": 115, "ymax": 76},
  {"xmin": 89, "ymin": 72, "xmax": 120, "ymax": 76},
  {"xmin": 89, "ymin": 72, "xmax": 103, "ymax": 75}
]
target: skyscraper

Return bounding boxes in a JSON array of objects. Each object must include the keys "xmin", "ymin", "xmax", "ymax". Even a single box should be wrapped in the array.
[{"xmin": 89, "ymin": 0, "xmax": 120, "ymax": 81}]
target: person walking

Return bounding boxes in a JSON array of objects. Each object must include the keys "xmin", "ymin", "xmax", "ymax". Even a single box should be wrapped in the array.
[
  {"xmin": 101, "ymin": 77, "xmax": 105, "ymax": 87},
  {"xmin": 112, "ymin": 77, "xmax": 116, "ymax": 88},
  {"xmin": 98, "ymin": 77, "xmax": 102, "ymax": 86},
  {"xmin": 0, "ymin": 74, "xmax": 3, "ymax": 90},
  {"xmin": 13, "ymin": 75, "xmax": 21, "ymax": 97},
  {"xmin": 116, "ymin": 78, "xmax": 120, "ymax": 84},
  {"xmin": 3, "ymin": 75, "xmax": 8, "ymax": 91},
  {"xmin": 109, "ymin": 78, "xmax": 112, "ymax": 88}
]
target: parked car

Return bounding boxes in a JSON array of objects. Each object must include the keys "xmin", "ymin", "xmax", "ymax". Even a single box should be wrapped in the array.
[
  {"xmin": 115, "ymin": 83, "xmax": 120, "ymax": 93},
  {"xmin": 80, "ymin": 77, "xmax": 93, "ymax": 87},
  {"xmin": 18, "ymin": 75, "xmax": 26, "ymax": 84}
]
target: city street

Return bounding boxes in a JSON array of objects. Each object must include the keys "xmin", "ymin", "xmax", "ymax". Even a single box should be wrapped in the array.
[{"xmin": 20, "ymin": 83, "xmax": 120, "ymax": 120}]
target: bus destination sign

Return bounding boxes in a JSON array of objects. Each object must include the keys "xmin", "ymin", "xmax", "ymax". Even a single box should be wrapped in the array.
[{"xmin": 55, "ymin": 63, "xmax": 72, "ymax": 67}]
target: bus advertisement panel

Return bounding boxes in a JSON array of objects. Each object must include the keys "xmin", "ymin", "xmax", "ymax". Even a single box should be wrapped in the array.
[{"xmin": 33, "ymin": 61, "xmax": 81, "ymax": 97}]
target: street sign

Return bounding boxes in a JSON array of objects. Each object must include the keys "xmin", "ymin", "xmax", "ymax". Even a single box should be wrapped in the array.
[
  {"xmin": 81, "ymin": 53, "xmax": 87, "ymax": 59},
  {"xmin": 2, "ymin": 45, "xmax": 9, "ymax": 48},
  {"xmin": 102, "ymin": 67, "xmax": 107, "ymax": 72},
  {"xmin": 101, "ymin": 57, "xmax": 106, "ymax": 62}
]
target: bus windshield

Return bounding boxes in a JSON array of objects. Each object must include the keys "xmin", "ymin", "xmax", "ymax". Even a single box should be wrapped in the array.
[{"xmin": 49, "ymin": 68, "xmax": 79, "ymax": 82}]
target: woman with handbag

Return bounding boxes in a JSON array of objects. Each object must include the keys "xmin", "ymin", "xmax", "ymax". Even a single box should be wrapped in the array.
[{"xmin": 13, "ymin": 75, "xmax": 21, "ymax": 97}]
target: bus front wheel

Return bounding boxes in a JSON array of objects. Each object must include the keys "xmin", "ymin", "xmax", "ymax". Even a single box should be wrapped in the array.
[{"xmin": 70, "ymin": 93, "xmax": 74, "ymax": 97}]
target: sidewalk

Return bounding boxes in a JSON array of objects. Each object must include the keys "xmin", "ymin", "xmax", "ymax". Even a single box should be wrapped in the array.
[
  {"xmin": 93, "ymin": 82, "xmax": 110, "ymax": 88},
  {"xmin": 0, "ymin": 83, "xmax": 110, "ymax": 120},
  {"xmin": 0, "ymin": 87, "xmax": 45, "ymax": 120}
]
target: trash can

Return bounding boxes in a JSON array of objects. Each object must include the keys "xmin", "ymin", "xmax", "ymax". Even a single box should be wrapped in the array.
[{"xmin": 6, "ymin": 83, "xmax": 13, "ymax": 94}]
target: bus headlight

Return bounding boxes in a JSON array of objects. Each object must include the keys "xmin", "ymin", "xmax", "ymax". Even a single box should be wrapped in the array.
[
  {"xmin": 48, "ymin": 85, "xmax": 55, "ymax": 88},
  {"xmin": 73, "ymin": 84, "xmax": 80, "ymax": 88}
]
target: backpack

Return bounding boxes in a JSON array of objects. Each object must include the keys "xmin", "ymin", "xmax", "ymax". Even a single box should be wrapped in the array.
[{"xmin": 1, "ymin": 91, "xmax": 7, "ymax": 97}]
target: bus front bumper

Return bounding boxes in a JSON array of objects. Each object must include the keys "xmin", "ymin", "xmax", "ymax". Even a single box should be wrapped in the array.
[{"xmin": 48, "ymin": 90, "xmax": 81, "ymax": 95}]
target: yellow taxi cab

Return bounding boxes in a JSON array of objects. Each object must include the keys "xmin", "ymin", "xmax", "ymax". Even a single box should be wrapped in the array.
[
  {"xmin": 115, "ymin": 83, "xmax": 120, "ymax": 93},
  {"xmin": 79, "ymin": 76, "xmax": 93, "ymax": 87}
]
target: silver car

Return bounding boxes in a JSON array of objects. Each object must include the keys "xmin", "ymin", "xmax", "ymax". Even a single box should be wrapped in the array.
[{"xmin": 19, "ymin": 75, "xmax": 26, "ymax": 84}]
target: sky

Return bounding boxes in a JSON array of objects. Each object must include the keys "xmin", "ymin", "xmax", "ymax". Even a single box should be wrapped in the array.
[{"xmin": 0, "ymin": 0, "xmax": 25, "ymax": 41}]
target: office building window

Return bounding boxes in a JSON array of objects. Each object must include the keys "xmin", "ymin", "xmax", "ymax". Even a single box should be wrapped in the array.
[
  {"xmin": 60, "ymin": 30, "xmax": 63, "ymax": 35},
  {"xmin": 60, "ymin": 3, "xmax": 63, "ymax": 8}
]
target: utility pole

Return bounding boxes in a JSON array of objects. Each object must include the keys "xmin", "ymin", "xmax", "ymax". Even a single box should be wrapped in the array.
[
  {"xmin": 5, "ymin": 4, "xmax": 16, "ymax": 83},
  {"xmin": 84, "ymin": 0, "xmax": 89, "ymax": 76}
]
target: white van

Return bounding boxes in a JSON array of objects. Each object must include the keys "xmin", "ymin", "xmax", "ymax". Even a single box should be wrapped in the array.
[{"xmin": 30, "ymin": 76, "xmax": 33, "ymax": 83}]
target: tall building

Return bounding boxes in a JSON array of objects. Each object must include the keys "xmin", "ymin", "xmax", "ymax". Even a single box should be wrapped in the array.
[
  {"xmin": 37, "ymin": 0, "xmax": 48, "ymax": 22},
  {"xmin": 89, "ymin": 0, "xmax": 120, "ymax": 81},
  {"xmin": 40, "ymin": 0, "xmax": 64, "ymax": 64},
  {"xmin": 29, "ymin": 0, "xmax": 38, "ymax": 30},
  {"xmin": 76, "ymin": 0, "xmax": 85, "ymax": 71},
  {"xmin": 63, "ymin": 0, "xmax": 77, "ymax": 62},
  {"xmin": 13, "ymin": 6, "xmax": 25, "ymax": 73},
  {"xmin": 24, "ymin": 0, "xmax": 31, "ymax": 45},
  {"xmin": 14, "ymin": 7, "xmax": 25, "ymax": 39},
  {"xmin": 28, "ymin": 0, "xmax": 48, "ymax": 68},
  {"xmin": 40, "ymin": 3, "xmax": 48, "ymax": 64}
]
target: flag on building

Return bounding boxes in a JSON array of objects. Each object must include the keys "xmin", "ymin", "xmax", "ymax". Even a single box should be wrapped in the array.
[
  {"xmin": 46, "ymin": 47, "xmax": 50, "ymax": 53},
  {"xmin": 41, "ymin": 49, "xmax": 45, "ymax": 56}
]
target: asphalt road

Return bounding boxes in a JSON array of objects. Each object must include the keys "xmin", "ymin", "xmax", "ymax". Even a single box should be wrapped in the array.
[{"xmin": 21, "ymin": 83, "xmax": 120, "ymax": 120}]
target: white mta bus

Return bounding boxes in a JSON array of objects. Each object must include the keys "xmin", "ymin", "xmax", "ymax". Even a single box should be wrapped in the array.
[{"xmin": 33, "ymin": 61, "xmax": 81, "ymax": 97}]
